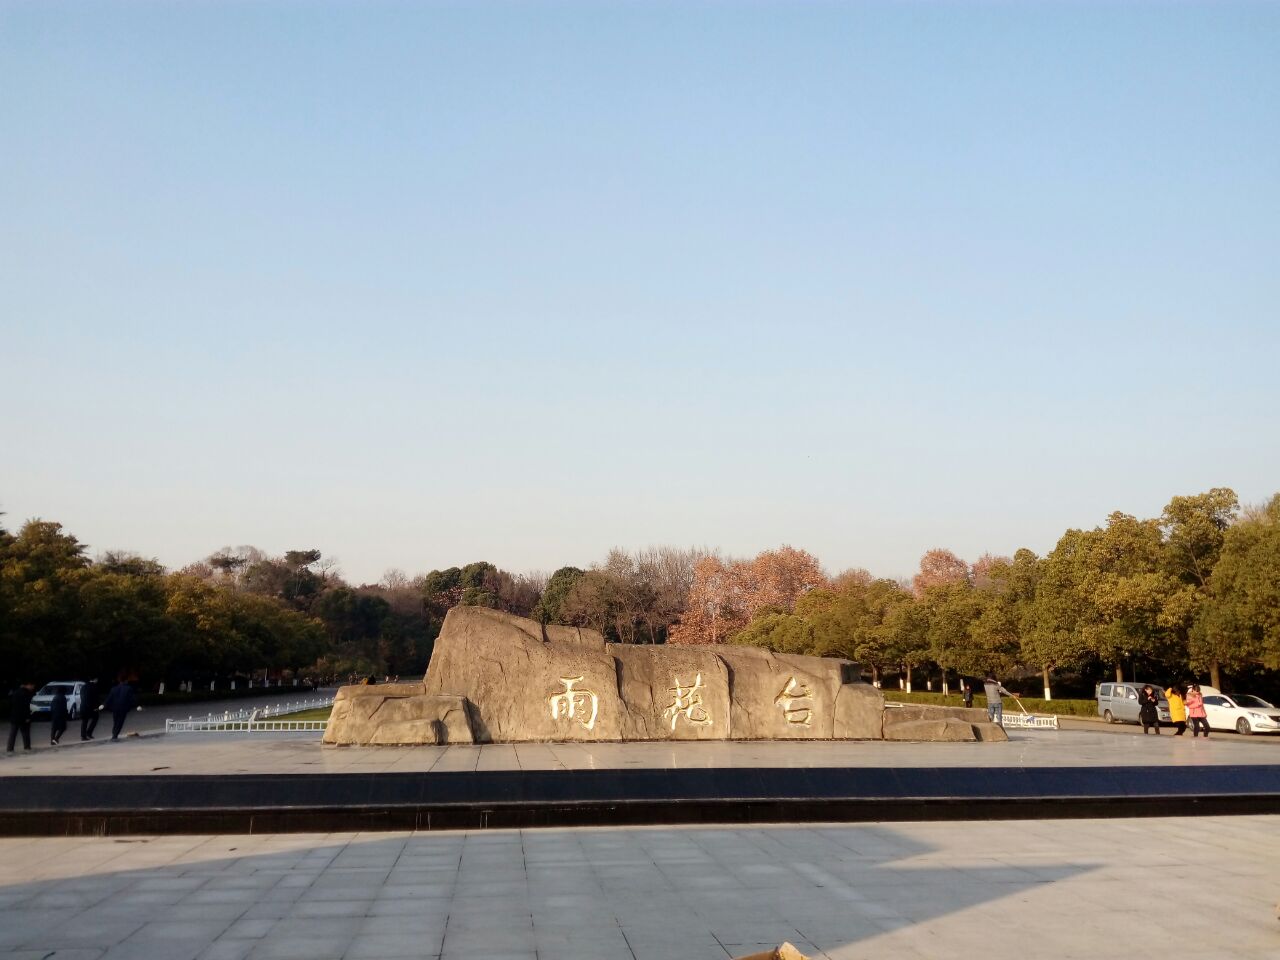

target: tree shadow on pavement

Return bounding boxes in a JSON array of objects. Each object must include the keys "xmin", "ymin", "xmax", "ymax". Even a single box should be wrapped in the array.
[{"xmin": 0, "ymin": 823, "xmax": 1095, "ymax": 960}]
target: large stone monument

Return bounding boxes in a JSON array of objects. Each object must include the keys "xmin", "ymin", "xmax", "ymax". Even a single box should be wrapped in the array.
[{"xmin": 324, "ymin": 607, "xmax": 1005, "ymax": 745}]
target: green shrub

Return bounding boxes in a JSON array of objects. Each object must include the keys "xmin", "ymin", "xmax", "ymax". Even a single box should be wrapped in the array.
[
  {"xmin": 880, "ymin": 689, "xmax": 1098, "ymax": 717},
  {"xmin": 280, "ymin": 707, "xmax": 333, "ymax": 721}
]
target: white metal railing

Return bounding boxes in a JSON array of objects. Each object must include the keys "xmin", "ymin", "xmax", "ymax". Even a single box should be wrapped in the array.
[
  {"xmin": 166, "ymin": 694, "xmax": 335, "ymax": 733},
  {"xmin": 1001, "ymin": 711, "xmax": 1060, "ymax": 730},
  {"xmin": 883, "ymin": 699, "xmax": 1060, "ymax": 730},
  {"xmin": 186, "ymin": 694, "xmax": 334, "ymax": 724},
  {"xmin": 1003, "ymin": 698, "xmax": 1060, "ymax": 729},
  {"xmin": 166, "ymin": 718, "xmax": 329, "ymax": 733}
]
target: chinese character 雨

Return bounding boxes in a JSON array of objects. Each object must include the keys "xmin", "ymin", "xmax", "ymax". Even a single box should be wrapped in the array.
[
  {"xmin": 549, "ymin": 675, "xmax": 599, "ymax": 731},
  {"xmin": 774, "ymin": 676, "xmax": 813, "ymax": 726},
  {"xmin": 662, "ymin": 674, "xmax": 712, "ymax": 730}
]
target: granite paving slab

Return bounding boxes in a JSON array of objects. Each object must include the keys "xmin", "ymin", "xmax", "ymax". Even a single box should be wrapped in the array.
[{"xmin": 1, "ymin": 819, "xmax": 1278, "ymax": 959}]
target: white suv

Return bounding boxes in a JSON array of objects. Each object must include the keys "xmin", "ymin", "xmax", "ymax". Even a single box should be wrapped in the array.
[{"xmin": 29, "ymin": 681, "xmax": 85, "ymax": 719}]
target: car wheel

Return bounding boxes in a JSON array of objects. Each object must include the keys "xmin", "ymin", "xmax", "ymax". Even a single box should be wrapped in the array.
[
  {"xmin": 1103, "ymin": 710, "xmax": 1114, "ymax": 724},
  {"xmin": 1236, "ymin": 717, "xmax": 1252, "ymax": 736}
]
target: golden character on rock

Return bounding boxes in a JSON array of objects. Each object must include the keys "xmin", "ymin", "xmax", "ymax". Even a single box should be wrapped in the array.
[
  {"xmin": 774, "ymin": 677, "xmax": 814, "ymax": 726},
  {"xmin": 662, "ymin": 674, "xmax": 712, "ymax": 730},
  {"xmin": 549, "ymin": 675, "xmax": 599, "ymax": 731}
]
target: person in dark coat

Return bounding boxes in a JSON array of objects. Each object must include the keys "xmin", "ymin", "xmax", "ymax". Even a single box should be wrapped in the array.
[
  {"xmin": 49, "ymin": 687, "xmax": 68, "ymax": 745},
  {"xmin": 1138, "ymin": 684, "xmax": 1161, "ymax": 735},
  {"xmin": 103, "ymin": 679, "xmax": 139, "ymax": 740},
  {"xmin": 80, "ymin": 680, "xmax": 100, "ymax": 740},
  {"xmin": 7, "ymin": 682, "xmax": 35, "ymax": 752},
  {"xmin": 962, "ymin": 680, "xmax": 974, "ymax": 709}
]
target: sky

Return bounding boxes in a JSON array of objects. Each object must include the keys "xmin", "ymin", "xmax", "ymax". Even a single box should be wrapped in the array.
[{"xmin": 2, "ymin": 1, "xmax": 1278, "ymax": 585}]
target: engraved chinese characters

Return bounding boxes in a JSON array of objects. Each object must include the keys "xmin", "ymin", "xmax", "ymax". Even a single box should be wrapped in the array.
[
  {"xmin": 542, "ymin": 670, "xmax": 819, "ymax": 737},
  {"xmin": 611, "ymin": 645, "xmax": 730, "ymax": 740},
  {"xmin": 548, "ymin": 676, "xmax": 599, "ymax": 731},
  {"xmin": 661, "ymin": 674, "xmax": 713, "ymax": 730},
  {"xmin": 416, "ymin": 607, "xmax": 904, "ymax": 744},
  {"xmin": 332, "ymin": 606, "xmax": 1002, "ymax": 744},
  {"xmin": 775, "ymin": 676, "xmax": 814, "ymax": 726}
]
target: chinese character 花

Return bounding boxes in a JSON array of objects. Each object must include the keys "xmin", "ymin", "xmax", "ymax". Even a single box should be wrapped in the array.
[{"xmin": 662, "ymin": 673, "xmax": 712, "ymax": 730}]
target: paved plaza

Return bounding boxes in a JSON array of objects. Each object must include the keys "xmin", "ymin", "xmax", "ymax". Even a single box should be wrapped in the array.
[
  {"xmin": 4, "ymin": 730, "xmax": 1279, "ymax": 958},
  {"xmin": 0, "ymin": 816, "xmax": 1276, "ymax": 960}
]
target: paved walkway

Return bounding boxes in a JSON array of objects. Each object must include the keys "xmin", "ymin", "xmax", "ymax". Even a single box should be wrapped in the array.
[
  {"xmin": 2, "ymin": 726, "xmax": 1278, "ymax": 776},
  {"xmin": 0, "ymin": 816, "xmax": 1276, "ymax": 960},
  {"xmin": 10, "ymin": 688, "xmax": 336, "ymax": 756}
]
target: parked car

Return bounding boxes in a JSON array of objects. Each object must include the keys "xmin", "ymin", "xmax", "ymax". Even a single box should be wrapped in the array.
[
  {"xmin": 1202, "ymin": 693, "xmax": 1280, "ymax": 736},
  {"xmin": 29, "ymin": 681, "xmax": 85, "ymax": 720},
  {"xmin": 1096, "ymin": 682, "xmax": 1172, "ymax": 725}
]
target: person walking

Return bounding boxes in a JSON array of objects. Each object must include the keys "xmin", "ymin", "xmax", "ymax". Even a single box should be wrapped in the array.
[
  {"xmin": 983, "ymin": 673, "xmax": 1014, "ymax": 726},
  {"xmin": 962, "ymin": 680, "xmax": 974, "ymax": 709},
  {"xmin": 1185, "ymin": 684, "xmax": 1210, "ymax": 738},
  {"xmin": 102, "ymin": 677, "xmax": 139, "ymax": 741},
  {"xmin": 1164, "ymin": 683, "xmax": 1187, "ymax": 736},
  {"xmin": 80, "ymin": 680, "xmax": 100, "ymax": 741},
  {"xmin": 1138, "ymin": 684, "xmax": 1161, "ymax": 734},
  {"xmin": 6, "ymin": 682, "xmax": 35, "ymax": 753},
  {"xmin": 49, "ymin": 687, "xmax": 68, "ymax": 745}
]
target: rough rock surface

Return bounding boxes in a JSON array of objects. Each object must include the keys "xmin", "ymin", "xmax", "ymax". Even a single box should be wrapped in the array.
[
  {"xmin": 325, "ymin": 607, "xmax": 1008, "ymax": 746},
  {"xmin": 612, "ymin": 644, "xmax": 730, "ymax": 741},
  {"xmin": 971, "ymin": 721, "xmax": 1009, "ymax": 742},
  {"xmin": 420, "ymin": 607, "xmax": 874, "ymax": 743},
  {"xmin": 833, "ymin": 683, "xmax": 885, "ymax": 739},
  {"xmin": 881, "ymin": 703, "xmax": 1009, "ymax": 743},
  {"xmin": 323, "ymin": 685, "xmax": 474, "ymax": 746},
  {"xmin": 714, "ymin": 647, "xmax": 841, "ymax": 740},
  {"xmin": 884, "ymin": 704, "xmax": 992, "ymax": 725},
  {"xmin": 421, "ymin": 609, "xmax": 622, "ymax": 743},
  {"xmin": 881, "ymin": 717, "xmax": 980, "ymax": 742}
]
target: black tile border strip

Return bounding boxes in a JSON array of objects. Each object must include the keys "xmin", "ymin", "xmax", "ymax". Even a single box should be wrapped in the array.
[{"xmin": 2, "ymin": 765, "xmax": 1278, "ymax": 835}]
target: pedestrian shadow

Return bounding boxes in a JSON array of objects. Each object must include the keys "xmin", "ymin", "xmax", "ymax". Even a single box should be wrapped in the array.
[{"xmin": 0, "ymin": 823, "xmax": 1096, "ymax": 959}]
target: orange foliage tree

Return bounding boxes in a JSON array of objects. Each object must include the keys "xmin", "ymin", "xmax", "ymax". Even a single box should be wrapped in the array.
[
  {"xmin": 668, "ymin": 546, "xmax": 828, "ymax": 645},
  {"xmin": 911, "ymin": 548, "xmax": 971, "ymax": 598},
  {"xmin": 969, "ymin": 552, "xmax": 1011, "ymax": 589}
]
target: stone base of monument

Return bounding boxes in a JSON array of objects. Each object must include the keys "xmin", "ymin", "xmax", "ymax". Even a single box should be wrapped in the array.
[
  {"xmin": 324, "ymin": 689, "xmax": 474, "ymax": 746},
  {"xmin": 882, "ymin": 704, "xmax": 1009, "ymax": 742},
  {"xmin": 323, "ymin": 606, "xmax": 1007, "ymax": 746}
]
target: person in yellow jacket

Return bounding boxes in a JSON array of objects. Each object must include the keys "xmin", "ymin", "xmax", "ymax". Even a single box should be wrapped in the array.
[{"xmin": 1165, "ymin": 684, "xmax": 1188, "ymax": 736}]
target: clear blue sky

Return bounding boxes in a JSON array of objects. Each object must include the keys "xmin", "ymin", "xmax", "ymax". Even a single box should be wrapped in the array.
[{"xmin": 2, "ymin": 1, "xmax": 1278, "ymax": 585}]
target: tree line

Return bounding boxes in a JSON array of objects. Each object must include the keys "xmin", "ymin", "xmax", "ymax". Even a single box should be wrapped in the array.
[
  {"xmin": 665, "ymin": 489, "xmax": 1280, "ymax": 698},
  {"xmin": 1, "ymin": 486, "xmax": 1277, "ymax": 697},
  {"xmin": 1, "ymin": 526, "xmax": 461, "ymax": 691}
]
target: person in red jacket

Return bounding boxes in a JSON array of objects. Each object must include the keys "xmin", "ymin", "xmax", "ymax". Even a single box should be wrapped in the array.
[{"xmin": 1185, "ymin": 684, "xmax": 1209, "ymax": 738}]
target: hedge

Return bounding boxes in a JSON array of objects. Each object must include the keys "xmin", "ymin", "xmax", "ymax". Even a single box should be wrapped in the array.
[{"xmin": 880, "ymin": 689, "xmax": 1099, "ymax": 717}]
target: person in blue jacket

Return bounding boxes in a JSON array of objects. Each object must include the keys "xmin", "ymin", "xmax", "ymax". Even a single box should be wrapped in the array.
[
  {"xmin": 6, "ymin": 682, "xmax": 35, "ymax": 752},
  {"xmin": 49, "ymin": 687, "xmax": 69, "ymax": 745},
  {"xmin": 103, "ymin": 677, "xmax": 140, "ymax": 740},
  {"xmin": 80, "ymin": 680, "xmax": 101, "ymax": 741}
]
